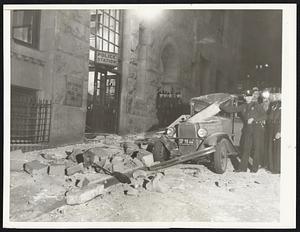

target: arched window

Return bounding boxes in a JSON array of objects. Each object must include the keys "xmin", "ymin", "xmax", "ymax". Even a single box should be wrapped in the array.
[{"xmin": 160, "ymin": 43, "xmax": 178, "ymax": 90}]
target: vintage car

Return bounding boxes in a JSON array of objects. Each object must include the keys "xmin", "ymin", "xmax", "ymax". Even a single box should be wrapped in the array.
[{"xmin": 147, "ymin": 93, "xmax": 243, "ymax": 174}]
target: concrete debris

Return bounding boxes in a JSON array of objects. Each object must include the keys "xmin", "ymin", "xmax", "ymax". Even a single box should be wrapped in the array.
[
  {"xmin": 40, "ymin": 153, "xmax": 56, "ymax": 161},
  {"xmin": 139, "ymin": 152, "xmax": 154, "ymax": 167},
  {"xmin": 82, "ymin": 147, "xmax": 110, "ymax": 168},
  {"xmin": 76, "ymin": 177, "xmax": 90, "ymax": 189},
  {"xmin": 10, "ymin": 149, "xmax": 27, "ymax": 171},
  {"xmin": 124, "ymin": 185, "xmax": 139, "ymax": 196},
  {"xmin": 122, "ymin": 142, "xmax": 140, "ymax": 155},
  {"xmin": 66, "ymin": 148, "xmax": 84, "ymax": 163},
  {"xmin": 24, "ymin": 160, "xmax": 48, "ymax": 177},
  {"xmin": 132, "ymin": 158, "xmax": 145, "ymax": 168},
  {"xmin": 131, "ymin": 177, "xmax": 145, "ymax": 189},
  {"xmin": 48, "ymin": 164, "xmax": 65, "ymax": 177},
  {"xmin": 66, "ymin": 184, "xmax": 104, "ymax": 205},
  {"xmin": 66, "ymin": 163, "xmax": 84, "ymax": 176},
  {"xmin": 145, "ymin": 172, "xmax": 168, "ymax": 193},
  {"xmin": 132, "ymin": 170, "xmax": 147, "ymax": 179}
]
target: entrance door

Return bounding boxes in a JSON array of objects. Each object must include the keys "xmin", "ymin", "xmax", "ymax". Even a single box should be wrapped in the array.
[{"xmin": 86, "ymin": 67, "xmax": 120, "ymax": 133}]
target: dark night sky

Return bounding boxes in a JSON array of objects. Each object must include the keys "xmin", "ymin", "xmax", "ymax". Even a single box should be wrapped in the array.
[{"xmin": 240, "ymin": 10, "xmax": 282, "ymax": 89}]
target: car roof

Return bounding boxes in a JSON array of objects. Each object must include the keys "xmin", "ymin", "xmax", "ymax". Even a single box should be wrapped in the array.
[{"xmin": 190, "ymin": 93, "xmax": 232, "ymax": 104}]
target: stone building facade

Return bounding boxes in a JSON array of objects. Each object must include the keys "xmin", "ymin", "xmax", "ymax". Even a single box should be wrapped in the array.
[
  {"xmin": 10, "ymin": 9, "xmax": 281, "ymax": 145},
  {"xmin": 119, "ymin": 10, "xmax": 244, "ymax": 134},
  {"xmin": 11, "ymin": 10, "xmax": 90, "ymax": 145}
]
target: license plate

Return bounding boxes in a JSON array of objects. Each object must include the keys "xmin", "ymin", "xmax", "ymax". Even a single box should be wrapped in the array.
[{"xmin": 179, "ymin": 139, "xmax": 194, "ymax": 145}]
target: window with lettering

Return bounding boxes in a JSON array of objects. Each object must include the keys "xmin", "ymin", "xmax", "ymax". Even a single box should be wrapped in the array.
[
  {"xmin": 89, "ymin": 10, "xmax": 121, "ymax": 68},
  {"xmin": 12, "ymin": 10, "xmax": 41, "ymax": 49}
]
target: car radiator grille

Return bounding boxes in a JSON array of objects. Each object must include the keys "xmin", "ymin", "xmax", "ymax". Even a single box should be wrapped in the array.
[{"xmin": 178, "ymin": 123, "xmax": 199, "ymax": 154}]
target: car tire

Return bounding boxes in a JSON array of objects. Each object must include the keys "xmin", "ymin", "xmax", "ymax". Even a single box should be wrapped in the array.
[
  {"xmin": 213, "ymin": 138, "xmax": 229, "ymax": 174},
  {"xmin": 152, "ymin": 140, "xmax": 170, "ymax": 162}
]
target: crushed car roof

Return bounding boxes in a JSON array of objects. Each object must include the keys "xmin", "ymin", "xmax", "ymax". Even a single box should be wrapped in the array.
[{"xmin": 190, "ymin": 93, "xmax": 232, "ymax": 104}]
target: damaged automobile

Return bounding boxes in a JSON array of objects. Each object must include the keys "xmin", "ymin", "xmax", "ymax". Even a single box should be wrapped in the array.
[{"xmin": 145, "ymin": 93, "xmax": 243, "ymax": 174}]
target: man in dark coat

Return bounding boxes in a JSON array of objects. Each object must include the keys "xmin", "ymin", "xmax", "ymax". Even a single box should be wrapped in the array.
[
  {"xmin": 266, "ymin": 93, "xmax": 281, "ymax": 173},
  {"xmin": 219, "ymin": 89, "xmax": 267, "ymax": 172}
]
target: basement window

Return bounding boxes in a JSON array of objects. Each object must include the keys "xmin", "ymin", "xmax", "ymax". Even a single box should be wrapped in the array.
[{"xmin": 12, "ymin": 10, "xmax": 41, "ymax": 49}]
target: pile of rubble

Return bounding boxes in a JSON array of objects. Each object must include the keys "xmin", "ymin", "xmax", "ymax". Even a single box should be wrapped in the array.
[{"xmin": 12, "ymin": 138, "xmax": 169, "ymax": 207}]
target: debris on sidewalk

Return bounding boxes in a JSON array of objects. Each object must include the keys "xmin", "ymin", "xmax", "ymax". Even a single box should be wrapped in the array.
[
  {"xmin": 10, "ymin": 149, "xmax": 27, "ymax": 171},
  {"xmin": 66, "ymin": 184, "xmax": 104, "ymax": 205},
  {"xmin": 24, "ymin": 160, "xmax": 48, "ymax": 177},
  {"xmin": 48, "ymin": 164, "xmax": 65, "ymax": 177},
  {"xmin": 66, "ymin": 163, "xmax": 84, "ymax": 176}
]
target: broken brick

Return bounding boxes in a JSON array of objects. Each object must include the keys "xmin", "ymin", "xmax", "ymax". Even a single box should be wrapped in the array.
[
  {"xmin": 66, "ymin": 184, "xmax": 104, "ymax": 205},
  {"xmin": 76, "ymin": 177, "xmax": 90, "ymax": 189},
  {"xmin": 48, "ymin": 164, "xmax": 65, "ymax": 177},
  {"xmin": 138, "ymin": 152, "xmax": 154, "ymax": 167},
  {"xmin": 24, "ymin": 160, "xmax": 48, "ymax": 177},
  {"xmin": 66, "ymin": 163, "xmax": 84, "ymax": 176}
]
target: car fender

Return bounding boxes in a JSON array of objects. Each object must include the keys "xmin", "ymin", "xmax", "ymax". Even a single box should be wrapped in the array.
[{"xmin": 204, "ymin": 132, "xmax": 237, "ymax": 155}]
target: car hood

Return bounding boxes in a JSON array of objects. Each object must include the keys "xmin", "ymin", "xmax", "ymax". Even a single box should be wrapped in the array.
[{"xmin": 188, "ymin": 93, "xmax": 233, "ymax": 123}]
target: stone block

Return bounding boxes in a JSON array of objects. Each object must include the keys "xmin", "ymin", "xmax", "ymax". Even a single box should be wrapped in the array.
[
  {"xmin": 24, "ymin": 160, "xmax": 48, "ymax": 177},
  {"xmin": 66, "ymin": 163, "xmax": 84, "ymax": 176},
  {"xmin": 66, "ymin": 184, "xmax": 104, "ymax": 205},
  {"xmin": 76, "ymin": 177, "xmax": 90, "ymax": 189},
  {"xmin": 139, "ymin": 153, "xmax": 154, "ymax": 167},
  {"xmin": 48, "ymin": 164, "xmax": 65, "ymax": 177}
]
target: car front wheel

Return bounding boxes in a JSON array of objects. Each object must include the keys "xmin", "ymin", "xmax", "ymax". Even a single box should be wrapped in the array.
[
  {"xmin": 213, "ymin": 138, "xmax": 229, "ymax": 174},
  {"xmin": 151, "ymin": 140, "xmax": 170, "ymax": 162}
]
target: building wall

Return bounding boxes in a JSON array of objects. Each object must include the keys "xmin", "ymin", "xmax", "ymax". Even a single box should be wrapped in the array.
[
  {"xmin": 240, "ymin": 10, "xmax": 282, "ymax": 88},
  {"xmin": 119, "ymin": 10, "xmax": 244, "ymax": 134},
  {"xmin": 11, "ymin": 10, "xmax": 90, "ymax": 145}
]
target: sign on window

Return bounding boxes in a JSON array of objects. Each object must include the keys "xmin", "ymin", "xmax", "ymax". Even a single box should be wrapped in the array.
[{"xmin": 96, "ymin": 51, "xmax": 119, "ymax": 66}]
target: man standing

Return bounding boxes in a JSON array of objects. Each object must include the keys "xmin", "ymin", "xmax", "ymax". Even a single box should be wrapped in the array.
[
  {"xmin": 266, "ymin": 92, "xmax": 281, "ymax": 173},
  {"xmin": 219, "ymin": 88, "xmax": 267, "ymax": 172}
]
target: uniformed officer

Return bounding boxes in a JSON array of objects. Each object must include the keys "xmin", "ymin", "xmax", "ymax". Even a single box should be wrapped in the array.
[
  {"xmin": 266, "ymin": 92, "xmax": 281, "ymax": 173},
  {"xmin": 219, "ymin": 88, "xmax": 267, "ymax": 172}
]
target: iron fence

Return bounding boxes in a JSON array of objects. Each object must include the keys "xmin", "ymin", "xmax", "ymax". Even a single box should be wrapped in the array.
[{"xmin": 11, "ymin": 98, "xmax": 52, "ymax": 144}]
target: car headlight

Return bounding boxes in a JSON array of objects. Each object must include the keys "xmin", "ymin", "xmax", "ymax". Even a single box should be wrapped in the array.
[
  {"xmin": 197, "ymin": 128, "xmax": 208, "ymax": 138},
  {"xmin": 166, "ymin": 127, "xmax": 175, "ymax": 137}
]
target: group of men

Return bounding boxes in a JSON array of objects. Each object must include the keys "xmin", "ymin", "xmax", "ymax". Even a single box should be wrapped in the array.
[{"xmin": 219, "ymin": 87, "xmax": 281, "ymax": 174}]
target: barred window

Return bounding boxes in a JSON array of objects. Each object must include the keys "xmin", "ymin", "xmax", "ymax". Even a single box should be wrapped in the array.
[{"xmin": 12, "ymin": 10, "xmax": 40, "ymax": 49}]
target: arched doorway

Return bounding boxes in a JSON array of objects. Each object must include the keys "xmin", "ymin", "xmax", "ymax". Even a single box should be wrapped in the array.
[
  {"xmin": 155, "ymin": 42, "xmax": 189, "ymax": 128},
  {"xmin": 160, "ymin": 43, "xmax": 179, "ymax": 91}
]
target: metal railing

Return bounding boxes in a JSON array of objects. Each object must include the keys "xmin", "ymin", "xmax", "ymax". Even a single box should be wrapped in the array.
[{"xmin": 11, "ymin": 98, "xmax": 52, "ymax": 144}]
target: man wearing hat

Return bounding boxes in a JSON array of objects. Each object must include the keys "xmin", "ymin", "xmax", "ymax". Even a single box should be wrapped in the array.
[
  {"xmin": 265, "ymin": 91, "xmax": 281, "ymax": 173},
  {"xmin": 219, "ymin": 87, "xmax": 267, "ymax": 172}
]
